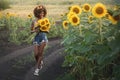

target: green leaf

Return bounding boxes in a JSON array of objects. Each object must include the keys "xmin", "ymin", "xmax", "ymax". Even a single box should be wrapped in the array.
[
  {"xmin": 77, "ymin": 42, "xmax": 91, "ymax": 53},
  {"xmin": 112, "ymin": 10, "xmax": 120, "ymax": 17},
  {"xmin": 113, "ymin": 65, "xmax": 120, "ymax": 80},
  {"xmin": 84, "ymin": 30, "xmax": 98, "ymax": 45},
  {"xmin": 108, "ymin": 33, "xmax": 120, "ymax": 51}
]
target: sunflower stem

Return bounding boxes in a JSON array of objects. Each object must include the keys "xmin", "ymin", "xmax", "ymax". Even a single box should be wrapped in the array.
[
  {"xmin": 98, "ymin": 18, "xmax": 102, "ymax": 43},
  {"xmin": 79, "ymin": 25, "xmax": 82, "ymax": 36}
]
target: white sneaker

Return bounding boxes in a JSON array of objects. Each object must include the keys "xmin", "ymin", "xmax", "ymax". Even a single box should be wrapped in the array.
[
  {"xmin": 33, "ymin": 61, "xmax": 43, "ymax": 76},
  {"xmin": 41, "ymin": 60, "xmax": 43, "ymax": 65},
  {"xmin": 39, "ymin": 60, "xmax": 43, "ymax": 69},
  {"xmin": 34, "ymin": 68, "xmax": 40, "ymax": 76}
]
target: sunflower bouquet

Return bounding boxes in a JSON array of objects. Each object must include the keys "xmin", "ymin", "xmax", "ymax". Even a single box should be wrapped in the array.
[{"xmin": 36, "ymin": 17, "xmax": 51, "ymax": 32}]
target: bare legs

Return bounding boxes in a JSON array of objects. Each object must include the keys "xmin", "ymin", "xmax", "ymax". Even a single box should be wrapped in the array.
[
  {"xmin": 34, "ymin": 45, "xmax": 39, "ymax": 62},
  {"xmin": 34, "ymin": 42, "xmax": 46, "ymax": 69}
]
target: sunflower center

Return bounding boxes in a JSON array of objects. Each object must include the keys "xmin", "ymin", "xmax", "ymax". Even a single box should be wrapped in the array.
[
  {"xmin": 73, "ymin": 8, "xmax": 79, "ymax": 14},
  {"xmin": 89, "ymin": 16, "xmax": 93, "ymax": 20},
  {"xmin": 28, "ymin": 15, "xmax": 31, "ymax": 17},
  {"xmin": 65, "ymin": 22, "xmax": 68, "ymax": 26},
  {"xmin": 96, "ymin": 7, "xmax": 104, "ymax": 14},
  {"xmin": 42, "ymin": 26, "xmax": 47, "ymax": 30},
  {"xmin": 41, "ymin": 21, "xmax": 45, "ymax": 25},
  {"xmin": 113, "ymin": 15, "xmax": 120, "ymax": 21},
  {"xmin": 45, "ymin": 20, "xmax": 48, "ymax": 23},
  {"xmin": 85, "ymin": 5, "xmax": 89, "ymax": 10},
  {"xmin": 46, "ymin": 24, "xmax": 50, "ymax": 28},
  {"xmin": 72, "ymin": 17, "xmax": 78, "ymax": 23}
]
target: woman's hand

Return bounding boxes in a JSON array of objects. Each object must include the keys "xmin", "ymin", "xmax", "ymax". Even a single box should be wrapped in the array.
[
  {"xmin": 31, "ymin": 27, "xmax": 39, "ymax": 33},
  {"xmin": 31, "ymin": 30, "xmax": 35, "ymax": 34}
]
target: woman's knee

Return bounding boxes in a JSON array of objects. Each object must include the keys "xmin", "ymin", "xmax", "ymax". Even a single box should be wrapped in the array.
[
  {"xmin": 38, "ymin": 56, "xmax": 43, "ymax": 61},
  {"xmin": 42, "ymin": 42, "xmax": 47, "ymax": 46}
]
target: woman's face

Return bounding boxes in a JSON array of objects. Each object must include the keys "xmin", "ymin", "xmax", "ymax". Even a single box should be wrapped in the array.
[{"xmin": 39, "ymin": 11, "xmax": 44, "ymax": 19}]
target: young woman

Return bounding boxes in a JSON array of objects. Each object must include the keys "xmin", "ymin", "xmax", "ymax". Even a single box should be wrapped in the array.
[{"xmin": 31, "ymin": 5, "xmax": 48, "ymax": 76}]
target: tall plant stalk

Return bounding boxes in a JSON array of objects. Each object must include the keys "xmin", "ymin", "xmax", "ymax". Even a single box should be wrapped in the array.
[
  {"xmin": 79, "ymin": 25, "xmax": 82, "ymax": 36},
  {"xmin": 98, "ymin": 18, "xmax": 102, "ymax": 43}
]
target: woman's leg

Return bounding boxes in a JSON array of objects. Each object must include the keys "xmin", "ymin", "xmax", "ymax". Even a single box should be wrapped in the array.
[
  {"xmin": 34, "ymin": 45, "xmax": 39, "ymax": 62},
  {"xmin": 36, "ymin": 42, "xmax": 46, "ymax": 69},
  {"xmin": 34, "ymin": 44, "xmax": 42, "ymax": 76}
]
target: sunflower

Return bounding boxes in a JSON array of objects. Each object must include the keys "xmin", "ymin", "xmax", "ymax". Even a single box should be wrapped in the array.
[
  {"xmin": 37, "ymin": 18, "xmax": 51, "ymax": 32},
  {"xmin": 70, "ymin": 5, "xmax": 82, "ymax": 15},
  {"xmin": 62, "ymin": 20, "xmax": 69, "ymax": 29},
  {"xmin": 37, "ymin": 17, "xmax": 51, "ymax": 32},
  {"xmin": 40, "ymin": 24, "xmax": 50, "ymax": 32},
  {"xmin": 6, "ymin": 12, "xmax": 16, "ymax": 17},
  {"xmin": 88, "ymin": 16, "xmax": 94, "ymax": 23},
  {"xmin": 108, "ymin": 14, "xmax": 118, "ymax": 24},
  {"xmin": 92, "ymin": 3, "xmax": 107, "ymax": 18},
  {"xmin": 40, "ymin": 26, "xmax": 49, "ymax": 32},
  {"xmin": 67, "ymin": 11, "xmax": 76, "ymax": 20},
  {"xmin": 46, "ymin": 22, "xmax": 51, "ymax": 29},
  {"xmin": 82, "ymin": 3, "xmax": 91, "ymax": 12},
  {"xmin": 38, "ymin": 19, "xmax": 46, "ymax": 26},
  {"xmin": 69, "ymin": 14, "xmax": 80, "ymax": 26},
  {"xmin": 6, "ymin": 12, "xmax": 11, "ymax": 18},
  {"xmin": 44, "ymin": 18, "xmax": 50, "ymax": 24},
  {"xmin": 113, "ymin": 15, "xmax": 120, "ymax": 21},
  {"xmin": 28, "ymin": 14, "xmax": 32, "ymax": 18}
]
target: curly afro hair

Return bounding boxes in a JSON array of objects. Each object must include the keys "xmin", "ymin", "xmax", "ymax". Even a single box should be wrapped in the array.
[{"xmin": 33, "ymin": 5, "xmax": 47, "ymax": 18}]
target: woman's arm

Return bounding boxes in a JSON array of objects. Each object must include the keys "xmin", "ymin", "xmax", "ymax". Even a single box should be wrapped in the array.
[{"xmin": 31, "ymin": 20, "xmax": 39, "ymax": 33}]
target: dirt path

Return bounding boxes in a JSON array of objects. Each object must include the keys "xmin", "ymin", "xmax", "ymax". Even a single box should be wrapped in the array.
[
  {"xmin": 0, "ymin": 39, "xmax": 60, "ymax": 64},
  {"xmin": 25, "ymin": 48, "xmax": 64, "ymax": 80},
  {"xmin": 0, "ymin": 46, "xmax": 33, "ymax": 64},
  {"xmin": 0, "ymin": 38, "xmax": 66, "ymax": 80}
]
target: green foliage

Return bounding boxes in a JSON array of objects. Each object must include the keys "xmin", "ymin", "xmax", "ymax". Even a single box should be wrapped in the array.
[
  {"xmin": 62, "ymin": 4, "xmax": 120, "ymax": 80},
  {"xmin": 0, "ymin": 0, "xmax": 10, "ymax": 10},
  {"xmin": 48, "ymin": 20, "xmax": 64, "ymax": 38},
  {"xmin": 56, "ymin": 73, "xmax": 76, "ymax": 80},
  {"xmin": 0, "ymin": 13, "xmax": 33, "ymax": 45},
  {"xmin": 0, "ymin": 13, "xmax": 64, "ymax": 45}
]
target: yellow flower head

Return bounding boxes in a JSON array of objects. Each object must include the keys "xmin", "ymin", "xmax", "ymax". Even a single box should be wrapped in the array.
[
  {"xmin": 6, "ymin": 12, "xmax": 10, "ymax": 18},
  {"xmin": 38, "ymin": 19, "xmax": 46, "ymax": 26},
  {"xmin": 70, "ymin": 5, "xmax": 82, "ymax": 15},
  {"xmin": 40, "ymin": 26, "xmax": 49, "ymax": 32},
  {"xmin": 92, "ymin": 3, "xmax": 107, "ymax": 18},
  {"xmin": 113, "ymin": 15, "xmax": 120, "ymax": 21},
  {"xmin": 62, "ymin": 20, "xmax": 69, "ymax": 30},
  {"xmin": 69, "ymin": 14, "xmax": 80, "ymax": 26},
  {"xmin": 67, "ymin": 11, "xmax": 76, "ymax": 20},
  {"xmin": 82, "ymin": 3, "xmax": 91, "ymax": 12},
  {"xmin": 38, "ymin": 18, "xmax": 51, "ymax": 32},
  {"xmin": 60, "ymin": 13, "xmax": 65, "ymax": 17},
  {"xmin": 28, "ymin": 14, "xmax": 32, "ymax": 18},
  {"xmin": 46, "ymin": 22, "xmax": 51, "ymax": 29},
  {"xmin": 108, "ymin": 14, "xmax": 118, "ymax": 24},
  {"xmin": 88, "ymin": 16, "xmax": 94, "ymax": 23},
  {"xmin": 44, "ymin": 18, "xmax": 50, "ymax": 24},
  {"xmin": 6, "ymin": 12, "xmax": 17, "ymax": 18}
]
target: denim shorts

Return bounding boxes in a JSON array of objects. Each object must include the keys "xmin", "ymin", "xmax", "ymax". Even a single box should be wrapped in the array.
[{"xmin": 33, "ymin": 32, "xmax": 48, "ymax": 45}]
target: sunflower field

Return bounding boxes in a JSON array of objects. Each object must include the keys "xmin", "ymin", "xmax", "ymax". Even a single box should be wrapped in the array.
[
  {"xmin": 0, "ymin": 11, "xmax": 63, "ymax": 45},
  {"xmin": 61, "ymin": 3, "xmax": 120, "ymax": 80},
  {"xmin": 0, "ymin": 12, "xmax": 32, "ymax": 44}
]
